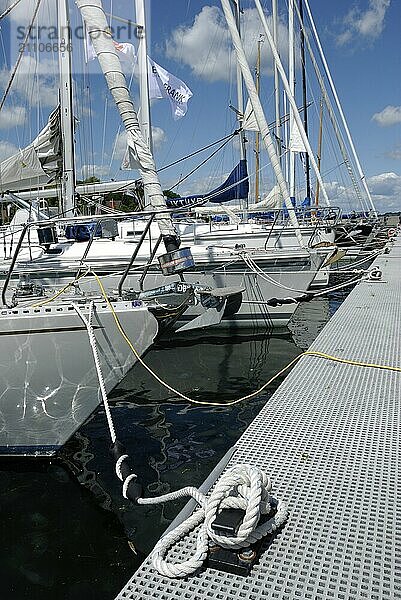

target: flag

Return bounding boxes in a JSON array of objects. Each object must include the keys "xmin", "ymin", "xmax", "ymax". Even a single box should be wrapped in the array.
[
  {"xmin": 85, "ymin": 32, "xmax": 137, "ymax": 70},
  {"xmin": 147, "ymin": 57, "xmax": 193, "ymax": 120}
]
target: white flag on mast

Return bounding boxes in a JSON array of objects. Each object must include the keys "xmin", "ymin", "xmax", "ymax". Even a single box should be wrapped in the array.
[
  {"xmin": 85, "ymin": 32, "xmax": 137, "ymax": 69},
  {"xmin": 147, "ymin": 57, "xmax": 193, "ymax": 120}
]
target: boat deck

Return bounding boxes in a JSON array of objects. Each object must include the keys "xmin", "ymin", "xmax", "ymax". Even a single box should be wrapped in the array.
[{"xmin": 115, "ymin": 234, "xmax": 401, "ymax": 600}]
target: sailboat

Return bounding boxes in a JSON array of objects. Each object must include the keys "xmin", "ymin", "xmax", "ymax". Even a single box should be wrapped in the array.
[
  {"xmin": 0, "ymin": 0, "xmax": 249, "ymax": 457},
  {"xmin": 0, "ymin": 0, "xmax": 338, "ymax": 331}
]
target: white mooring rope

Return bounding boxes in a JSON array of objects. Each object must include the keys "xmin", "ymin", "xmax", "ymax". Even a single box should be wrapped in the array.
[
  {"xmin": 73, "ymin": 300, "xmax": 288, "ymax": 578},
  {"xmin": 140, "ymin": 463, "xmax": 288, "ymax": 578}
]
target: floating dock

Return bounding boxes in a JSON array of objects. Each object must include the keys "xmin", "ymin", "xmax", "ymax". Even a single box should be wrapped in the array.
[{"xmin": 115, "ymin": 234, "xmax": 400, "ymax": 600}]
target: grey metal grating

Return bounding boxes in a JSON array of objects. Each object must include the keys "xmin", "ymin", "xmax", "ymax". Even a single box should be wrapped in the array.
[{"xmin": 116, "ymin": 238, "xmax": 401, "ymax": 600}]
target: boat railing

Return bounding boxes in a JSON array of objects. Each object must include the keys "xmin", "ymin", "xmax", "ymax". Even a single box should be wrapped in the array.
[{"xmin": 0, "ymin": 208, "xmax": 176, "ymax": 308}]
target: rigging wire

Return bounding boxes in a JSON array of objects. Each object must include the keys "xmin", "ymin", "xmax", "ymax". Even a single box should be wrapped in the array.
[
  {"xmin": 168, "ymin": 133, "xmax": 237, "ymax": 190},
  {"xmin": 0, "ymin": 0, "xmax": 24, "ymax": 21},
  {"xmin": 0, "ymin": 0, "xmax": 42, "ymax": 112}
]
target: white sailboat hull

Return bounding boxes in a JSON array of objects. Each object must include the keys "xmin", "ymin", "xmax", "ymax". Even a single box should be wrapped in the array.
[
  {"xmin": 11, "ymin": 243, "xmax": 329, "ymax": 328},
  {"xmin": 0, "ymin": 301, "xmax": 158, "ymax": 456}
]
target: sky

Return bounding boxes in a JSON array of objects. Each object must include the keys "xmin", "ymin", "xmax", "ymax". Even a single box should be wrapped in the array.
[{"xmin": 0, "ymin": 0, "xmax": 400, "ymax": 214}]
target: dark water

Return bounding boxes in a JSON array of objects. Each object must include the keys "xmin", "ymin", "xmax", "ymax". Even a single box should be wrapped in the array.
[{"xmin": 0, "ymin": 289, "xmax": 349, "ymax": 600}]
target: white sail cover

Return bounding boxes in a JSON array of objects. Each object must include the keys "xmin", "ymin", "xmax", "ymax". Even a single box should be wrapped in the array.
[
  {"xmin": 0, "ymin": 107, "xmax": 61, "ymax": 193},
  {"xmin": 248, "ymin": 184, "xmax": 283, "ymax": 210},
  {"xmin": 242, "ymin": 98, "xmax": 259, "ymax": 132},
  {"xmin": 76, "ymin": 0, "xmax": 177, "ymax": 239},
  {"xmin": 288, "ymin": 117, "xmax": 307, "ymax": 153}
]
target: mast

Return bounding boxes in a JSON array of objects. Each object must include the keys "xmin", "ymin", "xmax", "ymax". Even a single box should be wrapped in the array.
[
  {"xmin": 255, "ymin": 35, "xmax": 263, "ymax": 202},
  {"xmin": 135, "ymin": 0, "xmax": 152, "ymax": 151},
  {"xmin": 303, "ymin": 0, "xmax": 377, "ymax": 216},
  {"xmin": 299, "ymin": 0, "xmax": 310, "ymax": 200},
  {"xmin": 288, "ymin": 0, "xmax": 296, "ymax": 199},
  {"xmin": 272, "ymin": 0, "xmax": 281, "ymax": 160},
  {"xmin": 77, "ymin": 0, "xmax": 179, "ymax": 249},
  {"xmin": 315, "ymin": 97, "xmax": 323, "ymax": 207},
  {"xmin": 233, "ymin": 0, "xmax": 247, "ymax": 165},
  {"xmin": 58, "ymin": 0, "xmax": 76, "ymax": 215},
  {"xmin": 220, "ymin": 0, "xmax": 305, "ymax": 248},
  {"xmin": 254, "ymin": 0, "xmax": 330, "ymax": 207}
]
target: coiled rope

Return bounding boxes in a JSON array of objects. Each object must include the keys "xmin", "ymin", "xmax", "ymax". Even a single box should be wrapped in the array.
[
  {"xmin": 72, "ymin": 295, "xmax": 288, "ymax": 578},
  {"xmin": 140, "ymin": 464, "xmax": 288, "ymax": 578}
]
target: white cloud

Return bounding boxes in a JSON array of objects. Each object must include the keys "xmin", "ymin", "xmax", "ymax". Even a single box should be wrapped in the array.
[
  {"xmin": 0, "ymin": 55, "xmax": 58, "ymax": 108},
  {"xmin": 372, "ymin": 105, "xmax": 401, "ymax": 127},
  {"xmin": 385, "ymin": 148, "xmax": 401, "ymax": 160},
  {"xmin": 152, "ymin": 126, "xmax": 166, "ymax": 150},
  {"xmin": 337, "ymin": 0, "xmax": 390, "ymax": 46},
  {"xmin": 80, "ymin": 164, "xmax": 111, "ymax": 180},
  {"xmin": 0, "ymin": 105, "xmax": 26, "ymax": 129},
  {"xmin": 325, "ymin": 172, "xmax": 401, "ymax": 213},
  {"xmin": 179, "ymin": 170, "xmax": 230, "ymax": 196},
  {"xmin": 166, "ymin": 6, "xmax": 289, "ymax": 83},
  {"xmin": 0, "ymin": 140, "xmax": 18, "ymax": 161}
]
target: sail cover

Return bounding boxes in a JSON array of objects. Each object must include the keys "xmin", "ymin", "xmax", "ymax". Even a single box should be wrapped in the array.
[
  {"xmin": 248, "ymin": 184, "xmax": 283, "ymax": 210},
  {"xmin": 166, "ymin": 160, "xmax": 249, "ymax": 208},
  {"xmin": 76, "ymin": 0, "xmax": 178, "ymax": 240},
  {"xmin": 0, "ymin": 107, "xmax": 61, "ymax": 193}
]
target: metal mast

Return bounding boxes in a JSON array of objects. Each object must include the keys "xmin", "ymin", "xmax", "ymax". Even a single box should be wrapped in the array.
[
  {"xmin": 299, "ymin": 0, "xmax": 310, "ymax": 200},
  {"xmin": 303, "ymin": 0, "xmax": 377, "ymax": 216},
  {"xmin": 255, "ymin": 35, "xmax": 263, "ymax": 202},
  {"xmin": 272, "ymin": 0, "xmax": 281, "ymax": 160},
  {"xmin": 232, "ymin": 0, "xmax": 247, "ymax": 165},
  {"xmin": 135, "ymin": 0, "xmax": 152, "ymax": 151},
  {"xmin": 58, "ymin": 0, "xmax": 76, "ymax": 215}
]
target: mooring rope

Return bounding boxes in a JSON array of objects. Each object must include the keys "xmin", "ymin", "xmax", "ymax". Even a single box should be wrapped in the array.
[
  {"xmin": 240, "ymin": 251, "xmax": 377, "ymax": 298},
  {"xmin": 72, "ymin": 291, "xmax": 288, "ymax": 578},
  {"xmin": 70, "ymin": 269, "xmax": 401, "ymax": 577}
]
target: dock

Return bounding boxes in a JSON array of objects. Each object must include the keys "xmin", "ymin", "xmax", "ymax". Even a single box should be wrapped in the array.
[{"xmin": 115, "ymin": 233, "xmax": 400, "ymax": 600}]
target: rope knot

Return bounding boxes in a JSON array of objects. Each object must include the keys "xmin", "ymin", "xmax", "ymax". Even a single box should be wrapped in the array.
[{"xmin": 148, "ymin": 463, "xmax": 288, "ymax": 578}]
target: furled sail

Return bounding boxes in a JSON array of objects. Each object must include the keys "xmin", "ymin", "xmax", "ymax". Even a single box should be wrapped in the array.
[
  {"xmin": 248, "ymin": 184, "xmax": 283, "ymax": 210},
  {"xmin": 0, "ymin": 106, "xmax": 61, "ymax": 193},
  {"xmin": 76, "ymin": 0, "xmax": 178, "ymax": 242},
  {"xmin": 166, "ymin": 160, "xmax": 249, "ymax": 208}
]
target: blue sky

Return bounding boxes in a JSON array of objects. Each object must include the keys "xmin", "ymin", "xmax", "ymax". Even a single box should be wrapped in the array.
[{"xmin": 0, "ymin": 0, "xmax": 400, "ymax": 213}]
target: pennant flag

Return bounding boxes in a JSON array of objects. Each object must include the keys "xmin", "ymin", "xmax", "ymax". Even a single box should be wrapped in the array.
[{"xmin": 147, "ymin": 57, "xmax": 193, "ymax": 120}]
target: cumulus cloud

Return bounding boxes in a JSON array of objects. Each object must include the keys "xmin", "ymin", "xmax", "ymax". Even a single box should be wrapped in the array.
[
  {"xmin": 325, "ymin": 172, "xmax": 401, "ymax": 213},
  {"xmin": 0, "ymin": 0, "xmax": 59, "ymax": 110},
  {"xmin": 151, "ymin": 126, "xmax": 166, "ymax": 150},
  {"xmin": 372, "ymin": 105, "xmax": 401, "ymax": 127},
  {"xmin": 80, "ymin": 164, "xmax": 111, "ymax": 180},
  {"xmin": 0, "ymin": 140, "xmax": 18, "ymax": 161},
  {"xmin": 337, "ymin": 0, "xmax": 390, "ymax": 46},
  {"xmin": 0, "ymin": 55, "xmax": 58, "ymax": 108},
  {"xmin": 0, "ymin": 105, "xmax": 26, "ymax": 129},
  {"xmin": 166, "ymin": 6, "xmax": 289, "ymax": 82}
]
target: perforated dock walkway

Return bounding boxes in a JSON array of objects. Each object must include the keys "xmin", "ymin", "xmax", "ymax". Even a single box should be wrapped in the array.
[{"xmin": 116, "ymin": 234, "xmax": 401, "ymax": 600}]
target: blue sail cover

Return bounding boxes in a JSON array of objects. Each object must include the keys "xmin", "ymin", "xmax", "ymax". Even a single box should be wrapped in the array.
[{"xmin": 166, "ymin": 160, "xmax": 249, "ymax": 208}]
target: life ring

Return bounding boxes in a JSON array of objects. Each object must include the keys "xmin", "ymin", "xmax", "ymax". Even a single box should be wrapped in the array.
[{"xmin": 388, "ymin": 228, "xmax": 396, "ymax": 237}]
